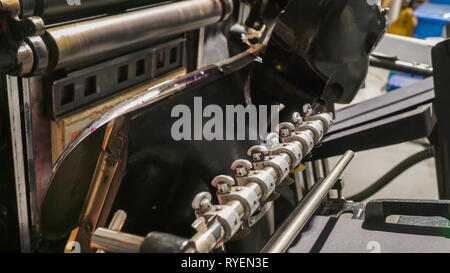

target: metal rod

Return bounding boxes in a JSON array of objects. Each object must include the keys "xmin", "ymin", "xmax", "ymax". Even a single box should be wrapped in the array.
[
  {"xmin": 96, "ymin": 210, "xmax": 127, "ymax": 253},
  {"xmin": 108, "ymin": 210, "xmax": 127, "ymax": 231},
  {"xmin": 312, "ymin": 160, "xmax": 323, "ymax": 184},
  {"xmin": 321, "ymin": 159, "xmax": 330, "ymax": 176},
  {"xmin": 369, "ymin": 55, "xmax": 433, "ymax": 77},
  {"xmin": 303, "ymin": 161, "xmax": 314, "ymax": 191},
  {"xmin": 190, "ymin": 222, "xmax": 224, "ymax": 253},
  {"xmin": 37, "ymin": 0, "xmax": 160, "ymax": 22},
  {"xmin": 261, "ymin": 151, "xmax": 355, "ymax": 253},
  {"xmin": 45, "ymin": 0, "xmax": 232, "ymax": 69},
  {"xmin": 6, "ymin": 76, "xmax": 31, "ymax": 252},
  {"xmin": 91, "ymin": 228, "xmax": 144, "ymax": 253},
  {"xmin": 293, "ymin": 171, "xmax": 305, "ymax": 202}
]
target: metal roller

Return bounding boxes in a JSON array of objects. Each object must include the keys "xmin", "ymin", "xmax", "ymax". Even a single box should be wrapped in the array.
[
  {"xmin": 42, "ymin": 0, "xmax": 232, "ymax": 70},
  {"xmin": 35, "ymin": 0, "xmax": 159, "ymax": 21}
]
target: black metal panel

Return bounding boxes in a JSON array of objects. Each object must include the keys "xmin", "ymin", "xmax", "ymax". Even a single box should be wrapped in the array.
[
  {"xmin": 363, "ymin": 199, "xmax": 450, "ymax": 238},
  {"xmin": 40, "ymin": 126, "xmax": 106, "ymax": 240},
  {"xmin": 309, "ymin": 77, "xmax": 435, "ymax": 159},
  {"xmin": 312, "ymin": 106, "xmax": 434, "ymax": 159},
  {"xmin": 365, "ymin": 199, "xmax": 450, "ymax": 222},
  {"xmin": 330, "ymin": 77, "xmax": 435, "ymax": 134},
  {"xmin": 431, "ymin": 40, "xmax": 450, "ymax": 199},
  {"xmin": 49, "ymin": 39, "xmax": 186, "ymax": 120},
  {"xmin": 289, "ymin": 211, "xmax": 450, "ymax": 253}
]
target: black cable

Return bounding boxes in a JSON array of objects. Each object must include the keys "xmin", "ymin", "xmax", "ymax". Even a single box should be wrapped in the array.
[{"xmin": 347, "ymin": 146, "xmax": 435, "ymax": 202}]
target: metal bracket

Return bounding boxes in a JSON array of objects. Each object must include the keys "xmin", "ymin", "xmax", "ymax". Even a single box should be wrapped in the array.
[{"xmin": 50, "ymin": 38, "xmax": 186, "ymax": 120}]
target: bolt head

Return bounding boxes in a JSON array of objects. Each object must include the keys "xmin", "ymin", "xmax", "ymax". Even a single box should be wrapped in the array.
[
  {"xmin": 192, "ymin": 217, "xmax": 206, "ymax": 230},
  {"xmin": 192, "ymin": 192, "xmax": 212, "ymax": 211},
  {"xmin": 217, "ymin": 183, "xmax": 231, "ymax": 194},
  {"xmin": 303, "ymin": 104, "xmax": 313, "ymax": 117},
  {"xmin": 292, "ymin": 112, "xmax": 303, "ymax": 125},
  {"xmin": 231, "ymin": 159, "xmax": 252, "ymax": 177},
  {"xmin": 265, "ymin": 132, "xmax": 280, "ymax": 148},
  {"xmin": 211, "ymin": 175, "xmax": 235, "ymax": 193},
  {"xmin": 247, "ymin": 145, "xmax": 269, "ymax": 162},
  {"xmin": 277, "ymin": 122, "xmax": 295, "ymax": 137}
]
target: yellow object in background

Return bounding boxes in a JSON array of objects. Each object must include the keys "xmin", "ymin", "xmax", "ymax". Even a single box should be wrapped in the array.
[
  {"xmin": 64, "ymin": 227, "xmax": 80, "ymax": 253},
  {"xmin": 382, "ymin": 0, "xmax": 393, "ymax": 8},
  {"xmin": 388, "ymin": 8, "xmax": 418, "ymax": 37}
]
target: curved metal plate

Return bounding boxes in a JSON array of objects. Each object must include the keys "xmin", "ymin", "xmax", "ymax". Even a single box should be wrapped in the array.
[{"xmin": 40, "ymin": 127, "xmax": 105, "ymax": 240}]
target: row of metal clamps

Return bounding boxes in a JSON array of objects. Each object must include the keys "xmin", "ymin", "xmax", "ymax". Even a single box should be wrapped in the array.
[{"xmin": 187, "ymin": 111, "xmax": 334, "ymax": 253}]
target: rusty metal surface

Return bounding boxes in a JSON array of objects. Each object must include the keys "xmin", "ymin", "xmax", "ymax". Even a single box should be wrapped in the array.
[{"xmin": 75, "ymin": 117, "xmax": 130, "ymax": 252}]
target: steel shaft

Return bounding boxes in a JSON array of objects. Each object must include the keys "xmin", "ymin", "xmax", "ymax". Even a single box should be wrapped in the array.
[
  {"xmin": 91, "ymin": 227, "xmax": 144, "ymax": 253},
  {"xmin": 262, "ymin": 150, "xmax": 355, "ymax": 253}
]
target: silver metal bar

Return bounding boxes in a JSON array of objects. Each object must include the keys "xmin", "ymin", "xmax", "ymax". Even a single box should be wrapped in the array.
[
  {"xmin": 91, "ymin": 228, "xmax": 144, "ymax": 253},
  {"xmin": 96, "ymin": 210, "xmax": 127, "ymax": 253},
  {"xmin": 46, "ymin": 0, "xmax": 232, "ymax": 70},
  {"xmin": 197, "ymin": 27, "xmax": 206, "ymax": 68},
  {"xmin": 108, "ymin": 210, "xmax": 127, "ymax": 231},
  {"xmin": 312, "ymin": 160, "xmax": 323, "ymax": 181},
  {"xmin": 303, "ymin": 161, "xmax": 314, "ymax": 191},
  {"xmin": 321, "ymin": 159, "xmax": 330, "ymax": 176},
  {"xmin": 190, "ymin": 222, "xmax": 224, "ymax": 253},
  {"xmin": 293, "ymin": 171, "xmax": 305, "ymax": 202},
  {"xmin": 321, "ymin": 159, "xmax": 331, "ymax": 198},
  {"xmin": 20, "ymin": 78, "xmax": 39, "ymax": 237},
  {"xmin": 261, "ymin": 151, "xmax": 355, "ymax": 253},
  {"xmin": 6, "ymin": 76, "xmax": 31, "ymax": 252}
]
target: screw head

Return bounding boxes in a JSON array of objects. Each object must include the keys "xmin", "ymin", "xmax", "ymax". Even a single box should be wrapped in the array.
[
  {"xmin": 211, "ymin": 175, "xmax": 235, "ymax": 194},
  {"xmin": 231, "ymin": 159, "xmax": 252, "ymax": 177},
  {"xmin": 277, "ymin": 122, "xmax": 295, "ymax": 137},
  {"xmin": 192, "ymin": 192, "xmax": 212, "ymax": 211},
  {"xmin": 247, "ymin": 145, "xmax": 269, "ymax": 162},
  {"xmin": 292, "ymin": 112, "xmax": 303, "ymax": 126},
  {"xmin": 303, "ymin": 104, "xmax": 313, "ymax": 117},
  {"xmin": 265, "ymin": 132, "xmax": 280, "ymax": 149},
  {"xmin": 191, "ymin": 217, "xmax": 206, "ymax": 231}
]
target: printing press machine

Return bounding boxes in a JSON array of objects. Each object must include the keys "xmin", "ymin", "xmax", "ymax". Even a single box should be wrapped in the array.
[{"xmin": 1, "ymin": 0, "xmax": 450, "ymax": 253}]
